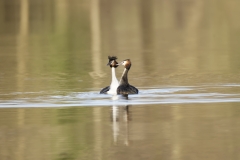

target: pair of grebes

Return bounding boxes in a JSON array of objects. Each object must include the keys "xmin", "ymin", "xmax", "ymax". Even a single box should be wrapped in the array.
[{"xmin": 100, "ymin": 56, "xmax": 138, "ymax": 95}]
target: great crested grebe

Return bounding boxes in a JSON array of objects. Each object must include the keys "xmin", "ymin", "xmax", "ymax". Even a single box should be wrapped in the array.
[
  {"xmin": 100, "ymin": 56, "xmax": 119, "ymax": 94},
  {"xmin": 117, "ymin": 59, "xmax": 138, "ymax": 95}
]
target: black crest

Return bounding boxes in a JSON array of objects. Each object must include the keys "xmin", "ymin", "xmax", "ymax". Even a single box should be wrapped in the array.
[
  {"xmin": 107, "ymin": 56, "xmax": 118, "ymax": 68},
  {"xmin": 108, "ymin": 56, "xmax": 117, "ymax": 61}
]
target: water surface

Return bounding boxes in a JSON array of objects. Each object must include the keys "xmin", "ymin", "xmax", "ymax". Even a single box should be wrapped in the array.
[{"xmin": 1, "ymin": 0, "xmax": 240, "ymax": 160}]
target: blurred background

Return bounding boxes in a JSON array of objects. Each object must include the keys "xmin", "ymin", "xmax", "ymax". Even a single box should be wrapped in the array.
[
  {"xmin": 1, "ymin": 0, "xmax": 240, "ymax": 160},
  {"xmin": 1, "ymin": 0, "xmax": 240, "ymax": 95}
]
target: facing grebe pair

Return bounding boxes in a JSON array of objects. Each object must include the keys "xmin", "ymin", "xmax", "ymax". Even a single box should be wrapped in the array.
[{"xmin": 100, "ymin": 56, "xmax": 138, "ymax": 95}]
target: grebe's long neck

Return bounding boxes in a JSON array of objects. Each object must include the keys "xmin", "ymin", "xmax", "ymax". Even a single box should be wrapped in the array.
[
  {"xmin": 119, "ymin": 68, "xmax": 129, "ymax": 85},
  {"xmin": 107, "ymin": 67, "xmax": 119, "ymax": 95},
  {"xmin": 111, "ymin": 67, "xmax": 118, "ymax": 85}
]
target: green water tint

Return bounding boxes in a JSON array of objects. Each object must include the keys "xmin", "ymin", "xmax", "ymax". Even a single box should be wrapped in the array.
[{"xmin": 0, "ymin": 0, "xmax": 240, "ymax": 159}]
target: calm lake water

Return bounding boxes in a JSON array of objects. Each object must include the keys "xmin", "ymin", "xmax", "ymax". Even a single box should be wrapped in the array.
[{"xmin": 1, "ymin": 0, "xmax": 240, "ymax": 160}]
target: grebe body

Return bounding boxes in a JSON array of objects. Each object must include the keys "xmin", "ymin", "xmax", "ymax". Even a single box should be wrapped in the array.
[{"xmin": 117, "ymin": 59, "xmax": 138, "ymax": 95}]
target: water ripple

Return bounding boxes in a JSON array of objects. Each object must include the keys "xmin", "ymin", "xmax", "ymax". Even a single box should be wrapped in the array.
[{"xmin": 0, "ymin": 84, "xmax": 240, "ymax": 108}]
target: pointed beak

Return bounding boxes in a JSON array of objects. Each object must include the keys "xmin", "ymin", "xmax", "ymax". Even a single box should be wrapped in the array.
[
  {"xmin": 107, "ymin": 62, "xmax": 111, "ymax": 66},
  {"xmin": 120, "ymin": 61, "xmax": 124, "ymax": 65}
]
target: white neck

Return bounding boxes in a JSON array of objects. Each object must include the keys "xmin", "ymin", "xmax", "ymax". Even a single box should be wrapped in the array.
[
  {"xmin": 107, "ymin": 67, "xmax": 119, "ymax": 95},
  {"xmin": 111, "ymin": 67, "xmax": 118, "ymax": 83}
]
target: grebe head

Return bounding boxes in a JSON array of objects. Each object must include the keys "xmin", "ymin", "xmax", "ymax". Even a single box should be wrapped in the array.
[
  {"xmin": 120, "ymin": 59, "xmax": 131, "ymax": 70},
  {"xmin": 107, "ymin": 56, "xmax": 119, "ymax": 68}
]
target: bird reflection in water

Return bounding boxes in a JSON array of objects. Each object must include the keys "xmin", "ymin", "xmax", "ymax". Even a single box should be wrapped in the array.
[{"xmin": 111, "ymin": 95, "xmax": 131, "ymax": 146}]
